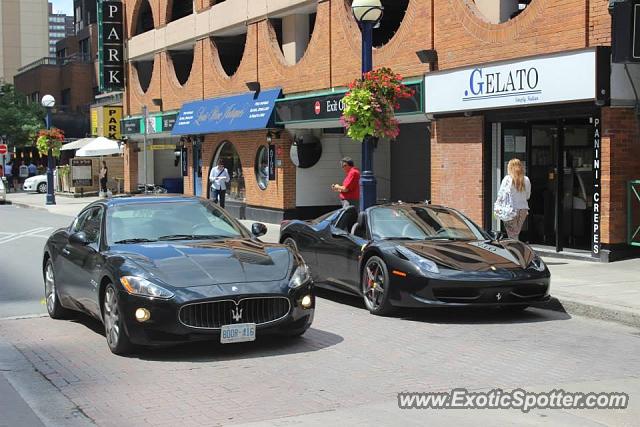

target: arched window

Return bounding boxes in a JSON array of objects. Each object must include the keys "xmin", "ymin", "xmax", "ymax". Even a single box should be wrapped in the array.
[
  {"xmin": 211, "ymin": 31, "xmax": 246, "ymax": 77},
  {"xmin": 269, "ymin": 8, "xmax": 317, "ymax": 65},
  {"xmin": 255, "ymin": 146, "xmax": 269, "ymax": 190},
  {"xmin": 213, "ymin": 141, "xmax": 245, "ymax": 201},
  {"xmin": 473, "ymin": 0, "xmax": 533, "ymax": 24},
  {"xmin": 168, "ymin": 49, "xmax": 194, "ymax": 86},
  {"xmin": 168, "ymin": 0, "xmax": 193, "ymax": 23},
  {"xmin": 133, "ymin": 0, "xmax": 154, "ymax": 36},
  {"xmin": 133, "ymin": 59, "xmax": 154, "ymax": 92}
]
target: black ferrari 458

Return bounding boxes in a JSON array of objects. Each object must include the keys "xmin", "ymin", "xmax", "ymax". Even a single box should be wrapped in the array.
[
  {"xmin": 43, "ymin": 196, "xmax": 314, "ymax": 354},
  {"xmin": 280, "ymin": 203, "xmax": 550, "ymax": 315}
]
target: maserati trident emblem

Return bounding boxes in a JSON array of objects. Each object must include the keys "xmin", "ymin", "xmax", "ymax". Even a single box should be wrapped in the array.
[
  {"xmin": 496, "ymin": 293, "xmax": 502, "ymax": 301},
  {"xmin": 231, "ymin": 306, "xmax": 243, "ymax": 322},
  {"xmin": 232, "ymin": 286, "xmax": 238, "ymax": 292}
]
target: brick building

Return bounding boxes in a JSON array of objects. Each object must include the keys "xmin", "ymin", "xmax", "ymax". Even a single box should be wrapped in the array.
[{"xmin": 121, "ymin": 0, "xmax": 640, "ymax": 262}]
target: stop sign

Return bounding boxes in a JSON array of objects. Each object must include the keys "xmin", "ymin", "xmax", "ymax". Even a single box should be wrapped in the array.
[{"xmin": 0, "ymin": 144, "xmax": 7, "ymax": 155}]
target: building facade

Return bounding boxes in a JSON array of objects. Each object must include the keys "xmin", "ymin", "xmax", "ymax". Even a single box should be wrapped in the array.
[
  {"xmin": 48, "ymin": 2, "xmax": 75, "ymax": 56},
  {"xmin": 0, "ymin": 0, "xmax": 48, "ymax": 83},
  {"xmin": 121, "ymin": 0, "xmax": 640, "ymax": 262}
]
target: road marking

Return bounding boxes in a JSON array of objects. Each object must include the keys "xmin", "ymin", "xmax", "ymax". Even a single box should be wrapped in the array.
[
  {"xmin": 0, "ymin": 313, "xmax": 48, "ymax": 321},
  {"xmin": 0, "ymin": 227, "xmax": 52, "ymax": 244}
]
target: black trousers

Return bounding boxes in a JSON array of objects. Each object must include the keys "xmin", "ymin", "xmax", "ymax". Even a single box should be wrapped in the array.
[
  {"xmin": 100, "ymin": 177, "xmax": 108, "ymax": 192},
  {"xmin": 212, "ymin": 189, "xmax": 226, "ymax": 208}
]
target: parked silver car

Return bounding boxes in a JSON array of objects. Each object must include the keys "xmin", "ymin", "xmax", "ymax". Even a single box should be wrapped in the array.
[{"xmin": 0, "ymin": 177, "xmax": 7, "ymax": 203}]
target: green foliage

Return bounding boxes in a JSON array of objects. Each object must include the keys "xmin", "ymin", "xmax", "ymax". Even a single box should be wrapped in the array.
[
  {"xmin": 36, "ymin": 128, "xmax": 65, "ymax": 157},
  {"xmin": 0, "ymin": 84, "xmax": 45, "ymax": 148},
  {"xmin": 341, "ymin": 68, "xmax": 414, "ymax": 142}
]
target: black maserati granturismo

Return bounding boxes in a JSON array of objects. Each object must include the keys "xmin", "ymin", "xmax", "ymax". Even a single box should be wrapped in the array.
[
  {"xmin": 280, "ymin": 203, "xmax": 550, "ymax": 315},
  {"xmin": 43, "ymin": 196, "xmax": 314, "ymax": 354}
]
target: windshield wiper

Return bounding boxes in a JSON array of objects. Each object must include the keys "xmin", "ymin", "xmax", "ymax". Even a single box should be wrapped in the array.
[
  {"xmin": 113, "ymin": 238, "xmax": 157, "ymax": 244},
  {"xmin": 157, "ymin": 234, "xmax": 233, "ymax": 241},
  {"xmin": 382, "ymin": 237, "xmax": 422, "ymax": 241}
]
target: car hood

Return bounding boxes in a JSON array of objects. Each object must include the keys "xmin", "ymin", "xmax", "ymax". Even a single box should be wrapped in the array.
[
  {"xmin": 110, "ymin": 239, "xmax": 292, "ymax": 287},
  {"xmin": 400, "ymin": 239, "xmax": 536, "ymax": 271}
]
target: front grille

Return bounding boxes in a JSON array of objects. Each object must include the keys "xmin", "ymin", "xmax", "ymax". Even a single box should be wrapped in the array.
[{"xmin": 179, "ymin": 297, "xmax": 291, "ymax": 329}]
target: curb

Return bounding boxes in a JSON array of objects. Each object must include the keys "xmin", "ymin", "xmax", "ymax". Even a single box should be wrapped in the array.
[
  {"xmin": 537, "ymin": 295, "xmax": 640, "ymax": 329},
  {"xmin": 4, "ymin": 201, "xmax": 49, "ymax": 212}
]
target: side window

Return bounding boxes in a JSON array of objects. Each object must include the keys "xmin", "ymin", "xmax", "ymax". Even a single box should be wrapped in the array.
[
  {"xmin": 333, "ymin": 207, "xmax": 358, "ymax": 232},
  {"xmin": 79, "ymin": 207, "xmax": 104, "ymax": 244},
  {"xmin": 72, "ymin": 209, "xmax": 92, "ymax": 233}
]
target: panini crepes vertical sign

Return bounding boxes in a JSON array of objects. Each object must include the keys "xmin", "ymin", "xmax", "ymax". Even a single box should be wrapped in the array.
[{"xmin": 98, "ymin": 0, "xmax": 124, "ymax": 92}]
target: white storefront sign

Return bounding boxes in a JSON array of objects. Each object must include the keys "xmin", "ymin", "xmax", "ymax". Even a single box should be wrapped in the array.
[{"xmin": 425, "ymin": 49, "xmax": 598, "ymax": 114}]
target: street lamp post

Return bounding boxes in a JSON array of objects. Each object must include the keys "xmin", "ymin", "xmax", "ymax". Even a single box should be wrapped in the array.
[
  {"xmin": 41, "ymin": 94, "xmax": 56, "ymax": 205},
  {"xmin": 352, "ymin": 0, "xmax": 384, "ymax": 211}
]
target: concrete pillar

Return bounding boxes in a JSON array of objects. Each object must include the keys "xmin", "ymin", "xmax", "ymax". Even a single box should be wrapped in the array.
[
  {"xmin": 124, "ymin": 143, "xmax": 138, "ymax": 193},
  {"xmin": 474, "ymin": 0, "xmax": 519, "ymax": 24},
  {"xmin": 282, "ymin": 14, "xmax": 309, "ymax": 65}
]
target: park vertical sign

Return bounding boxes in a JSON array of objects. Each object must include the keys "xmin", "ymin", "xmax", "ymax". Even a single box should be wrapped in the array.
[{"xmin": 98, "ymin": 0, "xmax": 124, "ymax": 92}]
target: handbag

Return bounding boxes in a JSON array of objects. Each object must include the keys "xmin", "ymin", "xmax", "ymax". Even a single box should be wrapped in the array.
[{"xmin": 494, "ymin": 178, "xmax": 517, "ymax": 222}]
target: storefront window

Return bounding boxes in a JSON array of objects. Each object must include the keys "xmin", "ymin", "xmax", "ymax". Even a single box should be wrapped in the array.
[
  {"xmin": 213, "ymin": 141, "xmax": 245, "ymax": 201},
  {"xmin": 255, "ymin": 146, "xmax": 269, "ymax": 190}
]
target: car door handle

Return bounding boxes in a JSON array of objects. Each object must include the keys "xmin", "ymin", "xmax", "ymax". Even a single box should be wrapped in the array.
[{"xmin": 62, "ymin": 248, "xmax": 70, "ymax": 255}]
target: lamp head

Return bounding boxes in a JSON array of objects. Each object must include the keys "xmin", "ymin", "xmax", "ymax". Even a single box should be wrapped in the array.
[
  {"xmin": 351, "ymin": 0, "xmax": 384, "ymax": 23},
  {"xmin": 41, "ymin": 94, "xmax": 55, "ymax": 108}
]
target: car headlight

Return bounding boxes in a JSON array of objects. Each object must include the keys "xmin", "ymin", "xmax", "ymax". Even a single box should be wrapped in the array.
[
  {"xmin": 120, "ymin": 276, "xmax": 174, "ymax": 299},
  {"xmin": 289, "ymin": 263, "xmax": 311, "ymax": 288},
  {"xmin": 396, "ymin": 246, "xmax": 439, "ymax": 274},
  {"xmin": 529, "ymin": 256, "xmax": 547, "ymax": 272}
]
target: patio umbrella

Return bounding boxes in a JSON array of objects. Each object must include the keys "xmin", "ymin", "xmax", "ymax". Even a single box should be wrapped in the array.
[
  {"xmin": 60, "ymin": 137, "xmax": 93, "ymax": 151},
  {"xmin": 75, "ymin": 137, "xmax": 123, "ymax": 157}
]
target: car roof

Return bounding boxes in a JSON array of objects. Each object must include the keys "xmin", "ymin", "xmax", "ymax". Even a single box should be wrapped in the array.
[{"xmin": 86, "ymin": 195, "xmax": 205, "ymax": 210}]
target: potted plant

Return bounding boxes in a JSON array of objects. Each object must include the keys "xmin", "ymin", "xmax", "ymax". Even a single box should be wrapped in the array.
[
  {"xmin": 340, "ymin": 67, "xmax": 414, "ymax": 142},
  {"xmin": 35, "ymin": 128, "xmax": 65, "ymax": 158},
  {"xmin": 57, "ymin": 164, "xmax": 71, "ymax": 192}
]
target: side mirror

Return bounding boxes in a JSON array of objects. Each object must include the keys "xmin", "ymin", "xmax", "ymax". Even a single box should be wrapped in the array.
[
  {"xmin": 488, "ymin": 230, "xmax": 506, "ymax": 241},
  {"xmin": 251, "ymin": 223, "xmax": 267, "ymax": 237},
  {"xmin": 69, "ymin": 231, "xmax": 90, "ymax": 245}
]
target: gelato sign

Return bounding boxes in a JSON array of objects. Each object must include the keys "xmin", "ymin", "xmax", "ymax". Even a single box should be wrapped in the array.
[{"xmin": 425, "ymin": 49, "xmax": 599, "ymax": 114}]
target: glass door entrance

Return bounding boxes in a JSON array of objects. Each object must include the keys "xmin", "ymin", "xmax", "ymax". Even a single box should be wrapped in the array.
[{"xmin": 500, "ymin": 119, "xmax": 594, "ymax": 251}]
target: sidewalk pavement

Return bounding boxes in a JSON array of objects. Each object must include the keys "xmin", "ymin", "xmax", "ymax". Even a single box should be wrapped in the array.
[{"xmin": 5, "ymin": 191, "xmax": 640, "ymax": 328}]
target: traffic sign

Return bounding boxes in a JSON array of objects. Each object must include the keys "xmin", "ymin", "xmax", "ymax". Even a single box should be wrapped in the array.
[{"xmin": 0, "ymin": 144, "xmax": 7, "ymax": 155}]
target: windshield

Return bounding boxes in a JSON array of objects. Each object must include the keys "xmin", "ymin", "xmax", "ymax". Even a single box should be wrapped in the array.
[
  {"xmin": 369, "ymin": 206, "xmax": 487, "ymax": 241},
  {"xmin": 107, "ymin": 200, "xmax": 248, "ymax": 244}
]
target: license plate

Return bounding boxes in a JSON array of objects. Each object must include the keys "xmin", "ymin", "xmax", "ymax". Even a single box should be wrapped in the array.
[{"xmin": 220, "ymin": 323, "xmax": 256, "ymax": 344}]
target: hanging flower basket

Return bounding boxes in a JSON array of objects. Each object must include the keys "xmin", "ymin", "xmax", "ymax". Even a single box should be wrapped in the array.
[
  {"xmin": 36, "ymin": 128, "xmax": 65, "ymax": 158},
  {"xmin": 340, "ymin": 67, "xmax": 415, "ymax": 142}
]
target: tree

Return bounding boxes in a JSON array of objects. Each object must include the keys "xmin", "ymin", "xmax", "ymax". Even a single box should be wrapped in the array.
[{"xmin": 0, "ymin": 84, "xmax": 45, "ymax": 148}]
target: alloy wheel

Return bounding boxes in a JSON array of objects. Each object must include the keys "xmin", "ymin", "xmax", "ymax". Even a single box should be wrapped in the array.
[
  {"xmin": 45, "ymin": 261, "xmax": 56, "ymax": 314},
  {"xmin": 283, "ymin": 237, "xmax": 298, "ymax": 252},
  {"xmin": 104, "ymin": 287, "xmax": 120, "ymax": 348},
  {"xmin": 363, "ymin": 259, "xmax": 385, "ymax": 310},
  {"xmin": 37, "ymin": 182, "xmax": 47, "ymax": 193}
]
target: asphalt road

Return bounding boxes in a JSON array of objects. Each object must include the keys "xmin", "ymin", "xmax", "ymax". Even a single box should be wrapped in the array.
[
  {"xmin": 0, "ymin": 205, "xmax": 72, "ymax": 318},
  {"xmin": 1, "ymin": 205, "xmax": 640, "ymax": 426}
]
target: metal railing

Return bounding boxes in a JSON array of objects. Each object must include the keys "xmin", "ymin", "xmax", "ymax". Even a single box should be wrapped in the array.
[
  {"xmin": 629, "ymin": 180, "xmax": 640, "ymax": 247},
  {"xmin": 16, "ymin": 53, "xmax": 92, "ymax": 74}
]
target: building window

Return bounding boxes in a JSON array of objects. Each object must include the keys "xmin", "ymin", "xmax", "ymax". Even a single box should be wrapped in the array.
[
  {"xmin": 213, "ymin": 141, "xmax": 245, "ymax": 202},
  {"xmin": 255, "ymin": 146, "xmax": 269, "ymax": 190},
  {"xmin": 168, "ymin": 49, "xmax": 194, "ymax": 86},
  {"xmin": 269, "ymin": 10, "xmax": 316, "ymax": 65},
  {"xmin": 61, "ymin": 89, "xmax": 71, "ymax": 111},
  {"xmin": 473, "ymin": 0, "xmax": 533, "ymax": 24},
  {"xmin": 211, "ymin": 31, "xmax": 246, "ymax": 77},
  {"xmin": 133, "ymin": 60, "xmax": 154, "ymax": 92},
  {"xmin": 168, "ymin": 0, "xmax": 192, "ymax": 23},
  {"xmin": 134, "ymin": 0, "xmax": 154, "ymax": 36}
]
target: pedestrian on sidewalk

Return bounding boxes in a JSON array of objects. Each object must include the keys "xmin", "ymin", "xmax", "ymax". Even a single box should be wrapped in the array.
[
  {"xmin": 27, "ymin": 161, "xmax": 37, "ymax": 177},
  {"xmin": 332, "ymin": 157, "xmax": 361, "ymax": 211},
  {"xmin": 496, "ymin": 158, "xmax": 531, "ymax": 240},
  {"xmin": 5, "ymin": 162, "xmax": 14, "ymax": 191},
  {"xmin": 100, "ymin": 161, "xmax": 108, "ymax": 196},
  {"xmin": 210, "ymin": 160, "xmax": 230, "ymax": 208},
  {"xmin": 18, "ymin": 161, "xmax": 28, "ymax": 186}
]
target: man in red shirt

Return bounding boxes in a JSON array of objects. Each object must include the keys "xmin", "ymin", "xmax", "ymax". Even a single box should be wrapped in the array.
[{"xmin": 332, "ymin": 157, "xmax": 360, "ymax": 211}]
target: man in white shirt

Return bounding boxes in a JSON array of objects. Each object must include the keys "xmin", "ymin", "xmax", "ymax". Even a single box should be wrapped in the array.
[{"xmin": 209, "ymin": 160, "xmax": 230, "ymax": 208}]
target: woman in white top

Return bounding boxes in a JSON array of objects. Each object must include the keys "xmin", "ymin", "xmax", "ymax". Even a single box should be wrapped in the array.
[{"xmin": 499, "ymin": 158, "xmax": 531, "ymax": 240}]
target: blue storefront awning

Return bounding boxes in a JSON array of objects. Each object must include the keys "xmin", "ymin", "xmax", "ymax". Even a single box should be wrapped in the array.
[{"xmin": 172, "ymin": 88, "xmax": 282, "ymax": 136}]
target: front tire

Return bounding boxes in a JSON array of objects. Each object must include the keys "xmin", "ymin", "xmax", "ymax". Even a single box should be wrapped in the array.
[
  {"xmin": 361, "ymin": 256, "xmax": 394, "ymax": 316},
  {"xmin": 44, "ymin": 259, "xmax": 71, "ymax": 319},
  {"xmin": 103, "ymin": 283, "xmax": 134, "ymax": 355},
  {"xmin": 37, "ymin": 182, "xmax": 47, "ymax": 193}
]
